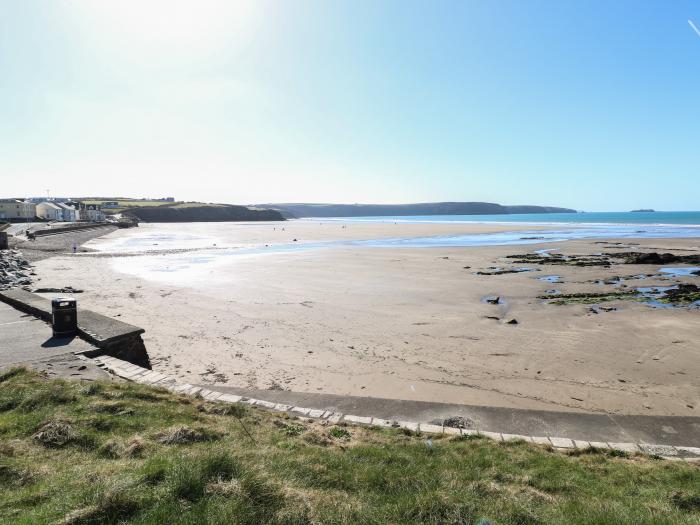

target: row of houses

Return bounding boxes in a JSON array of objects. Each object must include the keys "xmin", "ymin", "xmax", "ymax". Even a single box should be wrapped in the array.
[{"xmin": 0, "ymin": 200, "xmax": 106, "ymax": 222}]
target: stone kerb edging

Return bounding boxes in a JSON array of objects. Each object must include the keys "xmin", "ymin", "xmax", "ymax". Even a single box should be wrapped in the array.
[{"xmin": 91, "ymin": 355, "xmax": 700, "ymax": 461}]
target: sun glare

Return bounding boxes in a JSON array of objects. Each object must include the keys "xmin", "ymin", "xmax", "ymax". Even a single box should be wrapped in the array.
[{"xmin": 66, "ymin": 0, "xmax": 262, "ymax": 61}]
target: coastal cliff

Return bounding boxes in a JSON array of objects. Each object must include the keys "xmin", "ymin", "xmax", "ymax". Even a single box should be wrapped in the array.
[
  {"xmin": 125, "ymin": 204, "xmax": 284, "ymax": 223},
  {"xmin": 257, "ymin": 202, "xmax": 576, "ymax": 218}
]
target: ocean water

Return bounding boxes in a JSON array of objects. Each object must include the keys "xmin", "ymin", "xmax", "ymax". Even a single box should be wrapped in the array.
[
  {"xmin": 90, "ymin": 222, "xmax": 700, "ymax": 256},
  {"xmin": 305, "ymin": 211, "xmax": 700, "ymax": 226},
  {"xmin": 87, "ymin": 218, "xmax": 700, "ymax": 284}
]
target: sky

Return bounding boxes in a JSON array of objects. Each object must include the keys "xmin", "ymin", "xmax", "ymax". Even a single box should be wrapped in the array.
[{"xmin": 1, "ymin": 1, "xmax": 699, "ymax": 211}]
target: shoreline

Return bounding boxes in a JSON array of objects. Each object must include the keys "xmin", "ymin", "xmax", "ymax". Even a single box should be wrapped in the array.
[
  {"xmin": 22, "ymin": 221, "xmax": 700, "ymax": 417},
  {"xmin": 300, "ymin": 216, "xmax": 700, "ymax": 228}
]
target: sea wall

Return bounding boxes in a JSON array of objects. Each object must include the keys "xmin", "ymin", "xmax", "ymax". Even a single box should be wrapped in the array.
[{"xmin": 0, "ymin": 289, "xmax": 151, "ymax": 369}]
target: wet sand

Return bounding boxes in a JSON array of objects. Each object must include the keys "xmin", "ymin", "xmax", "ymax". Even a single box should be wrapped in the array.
[{"xmin": 30, "ymin": 221, "xmax": 700, "ymax": 416}]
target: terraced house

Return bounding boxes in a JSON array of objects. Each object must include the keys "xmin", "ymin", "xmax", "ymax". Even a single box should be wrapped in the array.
[
  {"xmin": 35, "ymin": 201, "xmax": 63, "ymax": 221},
  {"xmin": 0, "ymin": 199, "xmax": 35, "ymax": 221}
]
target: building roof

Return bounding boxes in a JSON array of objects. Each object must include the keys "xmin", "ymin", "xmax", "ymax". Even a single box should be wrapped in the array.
[{"xmin": 38, "ymin": 202, "xmax": 63, "ymax": 210}]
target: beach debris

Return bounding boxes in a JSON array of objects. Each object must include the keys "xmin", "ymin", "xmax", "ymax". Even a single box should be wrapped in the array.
[
  {"xmin": 506, "ymin": 319, "xmax": 518, "ymax": 325},
  {"xmin": 484, "ymin": 296, "xmax": 501, "ymax": 305}
]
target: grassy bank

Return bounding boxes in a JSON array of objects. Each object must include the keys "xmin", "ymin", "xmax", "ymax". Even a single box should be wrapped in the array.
[
  {"xmin": 79, "ymin": 200, "xmax": 175, "ymax": 215},
  {"xmin": 0, "ymin": 368, "xmax": 698, "ymax": 525}
]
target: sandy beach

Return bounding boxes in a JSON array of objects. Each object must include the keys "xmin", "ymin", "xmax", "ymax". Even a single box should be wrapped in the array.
[{"xmin": 28, "ymin": 221, "xmax": 700, "ymax": 416}]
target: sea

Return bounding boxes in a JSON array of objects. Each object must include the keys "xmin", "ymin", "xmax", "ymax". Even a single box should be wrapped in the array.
[
  {"xmin": 307, "ymin": 211, "xmax": 700, "ymax": 226},
  {"xmin": 85, "ymin": 212, "xmax": 700, "ymax": 283}
]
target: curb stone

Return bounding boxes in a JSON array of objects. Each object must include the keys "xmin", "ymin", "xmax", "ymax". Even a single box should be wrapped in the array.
[{"xmin": 91, "ymin": 356, "xmax": 700, "ymax": 462}]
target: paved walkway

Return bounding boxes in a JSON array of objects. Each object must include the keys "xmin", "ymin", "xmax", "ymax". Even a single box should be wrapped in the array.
[
  {"xmin": 0, "ymin": 302, "xmax": 109, "ymax": 380},
  {"xmin": 206, "ymin": 385, "xmax": 700, "ymax": 448},
  {"xmin": 91, "ymin": 356, "xmax": 700, "ymax": 460}
]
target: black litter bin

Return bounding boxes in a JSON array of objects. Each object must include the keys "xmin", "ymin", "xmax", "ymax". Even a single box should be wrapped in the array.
[{"xmin": 52, "ymin": 298, "xmax": 77, "ymax": 337}]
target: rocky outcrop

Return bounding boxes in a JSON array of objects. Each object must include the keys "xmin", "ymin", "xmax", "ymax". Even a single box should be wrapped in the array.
[
  {"xmin": 125, "ymin": 204, "xmax": 284, "ymax": 223},
  {"xmin": 661, "ymin": 284, "xmax": 700, "ymax": 304},
  {"xmin": 32, "ymin": 286, "xmax": 83, "ymax": 294},
  {"xmin": 620, "ymin": 252, "xmax": 700, "ymax": 265},
  {"xmin": 508, "ymin": 251, "xmax": 700, "ymax": 267},
  {"xmin": 0, "ymin": 250, "xmax": 33, "ymax": 290}
]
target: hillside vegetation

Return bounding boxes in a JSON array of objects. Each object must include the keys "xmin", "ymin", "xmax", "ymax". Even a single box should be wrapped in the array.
[
  {"xmin": 79, "ymin": 200, "xmax": 174, "ymax": 215},
  {"xmin": 0, "ymin": 368, "xmax": 698, "ymax": 525},
  {"xmin": 124, "ymin": 203, "xmax": 283, "ymax": 222},
  {"xmin": 257, "ymin": 202, "xmax": 577, "ymax": 219}
]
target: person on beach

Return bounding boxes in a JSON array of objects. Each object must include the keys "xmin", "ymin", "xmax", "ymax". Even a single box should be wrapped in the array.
[{"xmin": 72, "ymin": 242, "xmax": 77, "ymax": 254}]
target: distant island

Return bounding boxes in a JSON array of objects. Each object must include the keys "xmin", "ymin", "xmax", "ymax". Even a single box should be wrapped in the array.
[
  {"xmin": 256, "ymin": 202, "xmax": 577, "ymax": 219},
  {"xmin": 631, "ymin": 209, "xmax": 655, "ymax": 213}
]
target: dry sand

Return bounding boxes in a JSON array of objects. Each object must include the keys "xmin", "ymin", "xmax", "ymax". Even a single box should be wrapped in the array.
[{"xmin": 29, "ymin": 221, "xmax": 700, "ymax": 416}]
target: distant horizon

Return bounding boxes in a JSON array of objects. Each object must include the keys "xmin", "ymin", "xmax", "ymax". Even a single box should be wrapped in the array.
[{"xmin": 5, "ymin": 195, "xmax": 700, "ymax": 214}]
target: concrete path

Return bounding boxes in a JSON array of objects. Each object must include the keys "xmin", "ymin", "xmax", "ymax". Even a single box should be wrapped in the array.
[
  {"xmin": 206, "ymin": 385, "xmax": 700, "ymax": 448},
  {"xmin": 93, "ymin": 355, "xmax": 700, "ymax": 460},
  {"xmin": 0, "ymin": 301, "xmax": 109, "ymax": 380}
]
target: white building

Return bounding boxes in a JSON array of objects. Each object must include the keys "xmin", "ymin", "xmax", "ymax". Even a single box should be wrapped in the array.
[
  {"xmin": 56, "ymin": 202, "xmax": 80, "ymax": 222},
  {"xmin": 36, "ymin": 202, "xmax": 63, "ymax": 221}
]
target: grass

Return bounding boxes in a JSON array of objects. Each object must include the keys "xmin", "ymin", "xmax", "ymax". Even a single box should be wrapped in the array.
[
  {"xmin": 79, "ymin": 200, "xmax": 179, "ymax": 215},
  {"xmin": 79, "ymin": 200, "xmax": 225, "ymax": 215},
  {"xmin": 0, "ymin": 368, "xmax": 698, "ymax": 524},
  {"xmin": 81, "ymin": 200, "xmax": 176, "ymax": 208}
]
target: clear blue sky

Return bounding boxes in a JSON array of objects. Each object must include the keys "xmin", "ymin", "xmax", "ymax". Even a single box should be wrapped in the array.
[{"xmin": 1, "ymin": 1, "xmax": 699, "ymax": 210}]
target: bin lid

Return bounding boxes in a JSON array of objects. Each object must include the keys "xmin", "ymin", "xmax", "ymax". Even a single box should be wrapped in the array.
[{"xmin": 52, "ymin": 297, "xmax": 76, "ymax": 306}]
